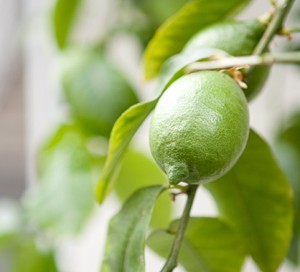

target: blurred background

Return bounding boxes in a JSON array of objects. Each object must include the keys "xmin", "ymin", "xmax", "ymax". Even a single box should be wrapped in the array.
[{"xmin": 0, "ymin": 0, "xmax": 299, "ymax": 271}]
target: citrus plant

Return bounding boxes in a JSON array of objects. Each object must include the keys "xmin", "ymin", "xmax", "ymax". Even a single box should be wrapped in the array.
[
  {"xmin": 96, "ymin": 0, "xmax": 299, "ymax": 271},
  {"xmin": 1, "ymin": 0, "xmax": 300, "ymax": 271}
]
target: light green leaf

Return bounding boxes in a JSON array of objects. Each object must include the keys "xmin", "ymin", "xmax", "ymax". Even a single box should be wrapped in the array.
[
  {"xmin": 144, "ymin": 0, "xmax": 251, "ymax": 79},
  {"xmin": 148, "ymin": 217, "xmax": 247, "ymax": 272},
  {"xmin": 101, "ymin": 185, "xmax": 166, "ymax": 272},
  {"xmin": 96, "ymin": 48, "xmax": 220, "ymax": 203},
  {"xmin": 114, "ymin": 148, "xmax": 170, "ymax": 229},
  {"xmin": 205, "ymin": 130, "xmax": 294, "ymax": 272},
  {"xmin": 23, "ymin": 124, "xmax": 104, "ymax": 235},
  {"xmin": 273, "ymin": 112, "xmax": 300, "ymax": 265},
  {"xmin": 53, "ymin": 0, "xmax": 81, "ymax": 49},
  {"xmin": 96, "ymin": 100, "xmax": 158, "ymax": 203}
]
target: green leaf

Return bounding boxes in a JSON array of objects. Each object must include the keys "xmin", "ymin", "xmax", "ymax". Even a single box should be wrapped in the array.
[
  {"xmin": 205, "ymin": 130, "xmax": 294, "ymax": 272},
  {"xmin": 148, "ymin": 217, "xmax": 247, "ymax": 272},
  {"xmin": 101, "ymin": 185, "xmax": 166, "ymax": 272},
  {"xmin": 23, "ymin": 124, "xmax": 104, "ymax": 235},
  {"xmin": 273, "ymin": 112, "xmax": 300, "ymax": 265},
  {"xmin": 11, "ymin": 241, "xmax": 58, "ymax": 272},
  {"xmin": 53, "ymin": 0, "xmax": 81, "ymax": 49},
  {"xmin": 114, "ymin": 148, "xmax": 170, "ymax": 229},
  {"xmin": 96, "ymin": 48, "xmax": 220, "ymax": 203},
  {"xmin": 144, "ymin": 0, "xmax": 251, "ymax": 79}
]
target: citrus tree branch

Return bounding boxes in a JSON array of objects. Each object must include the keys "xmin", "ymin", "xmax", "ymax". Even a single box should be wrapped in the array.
[
  {"xmin": 254, "ymin": 0, "xmax": 295, "ymax": 55},
  {"xmin": 161, "ymin": 185, "xmax": 198, "ymax": 272},
  {"xmin": 185, "ymin": 51, "xmax": 300, "ymax": 73}
]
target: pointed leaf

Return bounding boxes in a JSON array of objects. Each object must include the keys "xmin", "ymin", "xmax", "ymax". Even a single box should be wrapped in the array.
[
  {"xmin": 148, "ymin": 217, "xmax": 247, "ymax": 272},
  {"xmin": 96, "ymin": 48, "xmax": 220, "ymax": 203},
  {"xmin": 101, "ymin": 185, "xmax": 166, "ymax": 272},
  {"xmin": 144, "ymin": 0, "xmax": 251, "ymax": 79},
  {"xmin": 53, "ymin": 0, "xmax": 81, "ymax": 49},
  {"xmin": 205, "ymin": 130, "xmax": 294, "ymax": 272}
]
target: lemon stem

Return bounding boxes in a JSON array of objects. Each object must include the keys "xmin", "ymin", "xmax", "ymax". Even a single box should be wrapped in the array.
[
  {"xmin": 253, "ymin": 0, "xmax": 295, "ymax": 56},
  {"xmin": 161, "ymin": 185, "xmax": 198, "ymax": 272},
  {"xmin": 185, "ymin": 51, "xmax": 300, "ymax": 73}
]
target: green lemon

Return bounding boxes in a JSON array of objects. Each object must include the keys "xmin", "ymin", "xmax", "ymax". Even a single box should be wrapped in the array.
[
  {"xmin": 149, "ymin": 71, "xmax": 249, "ymax": 185},
  {"xmin": 61, "ymin": 48, "xmax": 139, "ymax": 138},
  {"xmin": 183, "ymin": 19, "xmax": 271, "ymax": 101}
]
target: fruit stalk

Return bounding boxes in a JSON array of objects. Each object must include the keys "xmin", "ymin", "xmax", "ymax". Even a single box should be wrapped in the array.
[
  {"xmin": 186, "ymin": 51, "xmax": 300, "ymax": 73},
  {"xmin": 161, "ymin": 185, "xmax": 198, "ymax": 272},
  {"xmin": 254, "ymin": 0, "xmax": 295, "ymax": 55}
]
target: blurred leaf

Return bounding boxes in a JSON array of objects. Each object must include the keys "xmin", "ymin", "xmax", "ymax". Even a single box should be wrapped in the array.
[
  {"xmin": 0, "ymin": 200, "xmax": 21, "ymax": 252},
  {"xmin": 0, "ymin": 202, "xmax": 58, "ymax": 272},
  {"xmin": 53, "ymin": 0, "xmax": 81, "ymax": 49},
  {"xmin": 115, "ymin": 148, "xmax": 170, "ymax": 229},
  {"xmin": 206, "ymin": 130, "xmax": 294, "ymax": 272},
  {"xmin": 144, "ymin": 0, "xmax": 251, "ymax": 79},
  {"xmin": 96, "ymin": 48, "xmax": 220, "ymax": 203},
  {"xmin": 23, "ymin": 124, "xmax": 104, "ymax": 235},
  {"xmin": 273, "ymin": 112, "xmax": 300, "ymax": 265},
  {"xmin": 101, "ymin": 185, "xmax": 165, "ymax": 272},
  {"xmin": 132, "ymin": 0, "xmax": 188, "ymax": 25},
  {"xmin": 11, "ymin": 240, "xmax": 57, "ymax": 272},
  {"xmin": 148, "ymin": 217, "xmax": 247, "ymax": 272}
]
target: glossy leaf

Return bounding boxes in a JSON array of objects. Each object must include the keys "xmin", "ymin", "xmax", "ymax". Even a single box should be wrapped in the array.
[
  {"xmin": 148, "ymin": 217, "xmax": 247, "ymax": 272},
  {"xmin": 96, "ymin": 48, "xmax": 220, "ymax": 203},
  {"xmin": 23, "ymin": 124, "xmax": 104, "ymax": 235},
  {"xmin": 144, "ymin": 0, "xmax": 251, "ymax": 79},
  {"xmin": 53, "ymin": 0, "xmax": 81, "ymax": 49},
  {"xmin": 101, "ymin": 185, "xmax": 166, "ymax": 272},
  {"xmin": 273, "ymin": 112, "xmax": 300, "ymax": 265},
  {"xmin": 205, "ymin": 130, "xmax": 294, "ymax": 272}
]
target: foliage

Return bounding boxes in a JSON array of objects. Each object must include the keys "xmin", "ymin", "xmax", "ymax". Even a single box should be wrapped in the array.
[{"xmin": 2, "ymin": 0, "xmax": 300, "ymax": 271}]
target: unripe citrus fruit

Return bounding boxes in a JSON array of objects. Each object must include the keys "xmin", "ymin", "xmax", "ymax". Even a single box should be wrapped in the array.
[
  {"xmin": 150, "ymin": 71, "xmax": 249, "ymax": 185},
  {"xmin": 61, "ymin": 48, "xmax": 139, "ymax": 138},
  {"xmin": 183, "ymin": 19, "xmax": 271, "ymax": 101}
]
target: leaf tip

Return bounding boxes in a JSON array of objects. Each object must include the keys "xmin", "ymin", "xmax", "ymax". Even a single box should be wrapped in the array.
[{"xmin": 96, "ymin": 179, "xmax": 108, "ymax": 204}]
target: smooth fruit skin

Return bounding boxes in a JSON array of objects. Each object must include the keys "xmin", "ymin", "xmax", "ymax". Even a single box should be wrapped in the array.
[
  {"xmin": 62, "ymin": 48, "xmax": 139, "ymax": 138},
  {"xmin": 183, "ymin": 19, "xmax": 271, "ymax": 101},
  {"xmin": 150, "ymin": 71, "xmax": 249, "ymax": 185}
]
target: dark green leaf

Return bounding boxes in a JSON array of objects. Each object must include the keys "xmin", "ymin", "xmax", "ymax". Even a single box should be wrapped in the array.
[
  {"xmin": 23, "ymin": 124, "xmax": 104, "ymax": 235},
  {"xmin": 144, "ymin": 0, "xmax": 251, "ymax": 79},
  {"xmin": 148, "ymin": 217, "xmax": 247, "ymax": 272},
  {"xmin": 114, "ymin": 148, "xmax": 170, "ymax": 229},
  {"xmin": 206, "ymin": 130, "xmax": 294, "ymax": 272},
  {"xmin": 96, "ymin": 48, "xmax": 220, "ymax": 203},
  {"xmin": 101, "ymin": 185, "xmax": 166, "ymax": 272},
  {"xmin": 53, "ymin": 0, "xmax": 81, "ymax": 49},
  {"xmin": 273, "ymin": 112, "xmax": 300, "ymax": 265}
]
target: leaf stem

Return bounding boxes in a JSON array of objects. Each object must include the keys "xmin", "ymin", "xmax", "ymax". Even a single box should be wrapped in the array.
[
  {"xmin": 161, "ymin": 185, "xmax": 198, "ymax": 272},
  {"xmin": 185, "ymin": 51, "xmax": 300, "ymax": 73},
  {"xmin": 253, "ymin": 0, "xmax": 295, "ymax": 55}
]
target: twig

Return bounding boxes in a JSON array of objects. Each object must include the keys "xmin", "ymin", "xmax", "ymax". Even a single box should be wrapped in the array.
[
  {"xmin": 254, "ymin": 0, "xmax": 295, "ymax": 55},
  {"xmin": 185, "ymin": 51, "xmax": 300, "ymax": 73},
  {"xmin": 161, "ymin": 185, "xmax": 198, "ymax": 272}
]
